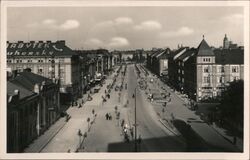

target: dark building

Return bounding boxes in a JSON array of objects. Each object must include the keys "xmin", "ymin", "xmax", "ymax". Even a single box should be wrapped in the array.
[{"xmin": 7, "ymin": 70, "xmax": 60, "ymax": 152}]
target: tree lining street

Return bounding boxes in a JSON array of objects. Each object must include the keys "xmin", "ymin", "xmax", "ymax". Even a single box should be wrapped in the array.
[{"xmin": 24, "ymin": 64, "xmax": 239, "ymax": 152}]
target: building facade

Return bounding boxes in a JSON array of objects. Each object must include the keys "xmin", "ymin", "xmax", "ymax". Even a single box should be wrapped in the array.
[
  {"xmin": 168, "ymin": 36, "xmax": 244, "ymax": 101},
  {"xmin": 7, "ymin": 40, "xmax": 80, "ymax": 103},
  {"xmin": 7, "ymin": 70, "xmax": 60, "ymax": 152},
  {"xmin": 7, "ymin": 82, "xmax": 39, "ymax": 153}
]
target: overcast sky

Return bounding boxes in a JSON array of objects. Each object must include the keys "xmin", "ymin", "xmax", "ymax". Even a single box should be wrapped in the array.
[{"xmin": 7, "ymin": 6, "xmax": 244, "ymax": 50}]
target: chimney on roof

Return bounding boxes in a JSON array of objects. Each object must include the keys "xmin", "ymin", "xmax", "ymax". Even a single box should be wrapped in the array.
[
  {"xmin": 7, "ymin": 41, "xmax": 9, "ymax": 43},
  {"xmin": 30, "ymin": 40, "xmax": 35, "ymax": 43},
  {"xmin": 38, "ymin": 40, "xmax": 43, "ymax": 43},
  {"xmin": 18, "ymin": 41, "xmax": 23, "ymax": 43},
  {"xmin": 34, "ymin": 83, "xmax": 40, "ymax": 94},
  {"xmin": 46, "ymin": 40, "xmax": 52, "ymax": 43},
  {"xmin": 13, "ymin": 89, "xmax": 20, "ymax": 101}
]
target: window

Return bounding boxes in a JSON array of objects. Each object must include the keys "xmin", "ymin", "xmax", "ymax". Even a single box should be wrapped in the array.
[
  {"xmin": 27, "ymin": 59, "xmax": 32, "ymax": 63},
  {"xmin": 7, "ymin": 60, "xmax": 12, "ymax": 63},
  {"xmin": 38, "ymin": 59, "xmax": 44, "ymax": 63},
  {"xmin": 38, "ymin": 68, "xmax": 43, "ymax": 73},
  {"xmin": 218, "ymin": 76, "xmax": 224, "ymax": 83},
  {"xmin": 16, "ymin": 59, "xmax": 22, "ymax": 63},
  {"xmin": 182, "ymin": 70, "xmax": 184, "ymax": 74},
  {"xmin": 218, "ymin": 66, "xmax": 224, "ymax": 73},
  {"xmin": 178, "ymin": 69, "xmax": 180, "ymax": 73},
  {"xmin": 233, "ymin": 76, "xmax": 239, "ymax": 81},
  {"xmin": 221, "ymin": 66, "xmax": 225, "ymax": 72},
  {"xmin": 232, "ymin": 66, "xmax": 238, "ymax": 73},
  {"xmin": 204, "ymin": 66, "xmax": 209, "ymax": 73},
  {"xmin": 203, "ymin": 76, "xmax": 210, "ymax": 83},
  {"xmin": 203, "ymin": 58, "xmax": 210, "ymax": 62}
]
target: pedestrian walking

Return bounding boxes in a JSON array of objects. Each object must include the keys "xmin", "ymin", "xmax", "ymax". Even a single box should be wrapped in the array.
[
  {"xmin": 121, "ymin": 119, "xmax": 125, "ymax": 127},
  {"xmin": 130, "ymin": 128, "xmax": 134, "ymax": 138},
  {"xmin": 105, "ymin": 113, "xmax": 109, "ymax": 120}
]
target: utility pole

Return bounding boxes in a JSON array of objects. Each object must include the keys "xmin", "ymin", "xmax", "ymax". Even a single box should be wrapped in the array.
[{"xmin": 134, "ymin": 87, "xmax": 137, "ymax": 152}]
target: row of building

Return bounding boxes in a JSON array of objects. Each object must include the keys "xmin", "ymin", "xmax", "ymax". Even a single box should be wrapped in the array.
[
  {"xmin": 146, "ymin": 35, "xmax": 244, "ymax": 101},
  {"xmin": 7, "ymin": 40, "xmax": 116, "ymax": 103},
  {"xmin": 6, "ymin": 40, "xmax": 116, "ymax": 152}
]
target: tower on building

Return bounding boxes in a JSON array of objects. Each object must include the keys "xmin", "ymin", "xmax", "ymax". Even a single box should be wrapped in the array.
[{"xmin": 223, "ymin": 34, "xmax": 229, "ymax": 49}]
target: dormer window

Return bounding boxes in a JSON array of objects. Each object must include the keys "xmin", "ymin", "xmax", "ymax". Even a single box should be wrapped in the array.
[{"xmin": 203, "ymin": 58, "xmax": 211, "ymax": 62}]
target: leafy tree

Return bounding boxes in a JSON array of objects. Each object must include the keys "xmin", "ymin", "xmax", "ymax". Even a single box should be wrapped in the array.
[{"xmin": 218, "ymin": 80, "xmax": 243, "ymax": 133}]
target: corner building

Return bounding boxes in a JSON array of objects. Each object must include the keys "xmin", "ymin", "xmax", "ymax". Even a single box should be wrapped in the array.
[{"xmin": 7, "ymin": 40, "xmax": 80, "ymax": 103}]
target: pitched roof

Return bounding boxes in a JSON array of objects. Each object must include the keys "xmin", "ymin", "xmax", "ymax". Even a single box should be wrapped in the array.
[
  {"xmin": 177, "ymin": 48, "xmax": 197, "ymax": 61},
  {"xmin": 7, "ymin": 41, "xmax": 77, "ymax": 58},
  {"xmin": 10, "ymin": 71, "xmax": 54, "ymax": 91},
  {"xmin": 151, "ymin": 50, "xmax": 164, "ymax": 58},
  {"xmin": 7, "ymin": 81, "xmax": 36, "ymax": 100},
  {"xmin": 156, "ymin": 48, "xmax": 171, "ymax": 59},
  {"xmin": 171, "ymin": 47, "xmax": 189, "ymax": 60},
  {"xmin": 197, "ymin": 39, "xmax": 214, "ymax": 56},
  {"xmin": 214, "ymin": 48, "xmax": 244, "ymax": 64}
]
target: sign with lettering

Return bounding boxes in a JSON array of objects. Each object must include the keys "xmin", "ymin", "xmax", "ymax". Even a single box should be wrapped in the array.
[{"xmin": 7, "ymin": 42, "xmax": 63, "ymax": 57}]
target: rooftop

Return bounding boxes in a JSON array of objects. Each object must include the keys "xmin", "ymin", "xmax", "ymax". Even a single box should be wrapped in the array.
[
  {"xmin": 10, "ymin": 71, "xmax": 54, "ymax": 91},
  {"xmin": 214, "ymin": 48, "xmax": 244, "ymax": 64},
  {"xmin": 7, "ymin": 81, "xmax": 36, "ymax": 100},
  {"xmin": 7, "ymin": 40, "xmax": 77, "ymax": 58},
  {"xmin": 197, "ymin": 38, "xmax": 214, "ymax": 56}
]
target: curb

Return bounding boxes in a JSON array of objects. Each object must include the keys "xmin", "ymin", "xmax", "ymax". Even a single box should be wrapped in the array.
[
  {"xmin": 38, "ymin": 120, "xmax": 68, "ymax": 152},
  {"xmin": 208, "ymin": 124, "xmax": 242, "ymax": 151},
  {"xmin": 159, "ymin": 119, "xmax": 185, "ymax": 143}
]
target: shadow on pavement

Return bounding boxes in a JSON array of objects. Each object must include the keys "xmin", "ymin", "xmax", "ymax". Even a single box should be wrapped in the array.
[
  {"xmin": 173, "ymin": 119, "xmax": 239, "ymax": 152},
  {"xmin": 107, "ymin": 135, "xmax": 186, "ymax": 152}
]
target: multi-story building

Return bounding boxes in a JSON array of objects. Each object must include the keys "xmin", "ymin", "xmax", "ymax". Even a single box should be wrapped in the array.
[
  {"xmin": 7, "ymin": 40, "xmax": 80, "ymax": 103},
  {"xmin": 146, "ymin": 48, "xmax": 171, "ymax": 77},
  {"xmin": 7, "ymin": 81, "xmax": 39, "ymax": 153},
  {"xmin": 168, "ymin": 36, "xmax": 244, "ymax": 101},
  {"xmin": 7, "ymin": 70, "xmax": 60, "ymax": 152}
]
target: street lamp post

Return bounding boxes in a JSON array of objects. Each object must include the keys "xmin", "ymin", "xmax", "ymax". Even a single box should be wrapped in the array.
[
  {"xmin": 134, "ymin": 87, "xmax": 138, "ymax": 152},
  {"xmin": 77, "ymin": 129, "xmax": 82, "ymax": 151}
]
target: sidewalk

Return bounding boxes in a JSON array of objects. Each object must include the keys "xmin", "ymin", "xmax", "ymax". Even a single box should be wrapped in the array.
[
  {"xmin": 141, "ymin": 65, "xmax": 240, "ymax": 151},
  {"xmin": 24, "ymin": 67, "xmax": 119, "ymax": 153},
  {"xmin": 24, "ymin": 118, "xmax": 67, "ymax": 152}
]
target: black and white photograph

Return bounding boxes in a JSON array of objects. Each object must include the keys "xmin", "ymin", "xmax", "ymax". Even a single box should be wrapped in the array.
[{"xmin": 0, "ymin": 0, "xmax": 249, "ymax": 159}]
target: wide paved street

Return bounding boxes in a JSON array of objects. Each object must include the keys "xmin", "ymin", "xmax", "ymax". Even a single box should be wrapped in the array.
[{"xmin": 34, "ymin": 64, "xmax": 238, "ymax": 152}]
